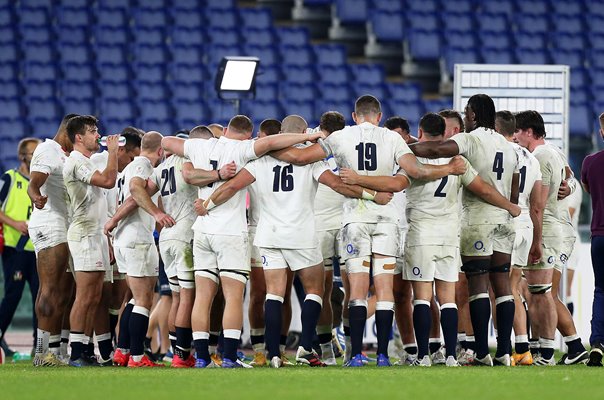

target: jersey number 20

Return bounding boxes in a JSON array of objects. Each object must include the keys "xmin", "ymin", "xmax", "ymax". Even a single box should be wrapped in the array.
[{"xmin": 160, "ymin": 166, "xmax": 177, "ymax": 196}]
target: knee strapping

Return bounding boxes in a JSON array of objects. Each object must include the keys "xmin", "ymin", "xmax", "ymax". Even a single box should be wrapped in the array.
[
  {"xmin": 461, "ymin": 259, "xmax": 490, "ymax": 276},
  {"xmin": 468, "ymin": 292, "xmax": 489, "ymax": 302},
  {"xmin": 376, "ymin": 301, "xmax": 394, "ymax": 311},
  {"xmin": 373, "ymin": 257, "xmax": 396, "ymax": 275},
  {"xmin": 495, "ymin": 295, "xmax": 514, "ymax": 305},
  {"xmin": 195, "ymin": 269, "xmax": 219, "ymax": 284},
  {"xmin": 346, "ymin": 256, "xmax": 371, "ymax": 274},
  {"xmin": 528, "ymin": 284, "xmax": 552, "ymax": 294},
  {"xmin": 219, "ymin": 270, "xmax": 249, "ymax": 284},
  {"xmin": 305, "ymin": 293, "xmax": 323, "ymax": 306}
]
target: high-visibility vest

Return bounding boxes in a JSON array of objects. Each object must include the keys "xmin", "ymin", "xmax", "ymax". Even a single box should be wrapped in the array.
[{"xmin": 1, "ymin": 169, "xmax": 34, "ymax": 252}]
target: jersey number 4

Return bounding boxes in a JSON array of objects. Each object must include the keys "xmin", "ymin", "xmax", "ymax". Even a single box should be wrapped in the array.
[
  {"xmin": 160, "ymin": 166, "xmax": 177, "ymax": 196},
  {"xmin": 355, "ymin": 143, "xmax": 377, "ymax": 171},
  {"xmin": 492, "ymin": 151, "xmax": 504, "ymax": 180},
  {"xmin": 272, "ymin": 165, "xmax": 294, "ymax": 192}
]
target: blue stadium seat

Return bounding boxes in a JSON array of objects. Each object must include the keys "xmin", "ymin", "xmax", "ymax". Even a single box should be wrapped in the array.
[
  {"xmin": 170, "ymin": 0, "xmax": 200, "ymax": 10},
  {"xmin": 103, "ymin": 119, "xmax": 136, "ymax": 135},
  {"xmin": 133, "ymin": 8, "xmax": 169, "ymax": 28},
  {"xmin": 386, "ymin": 82, "xmax": 421, "ymax": 102},
  {"xmin": 407, "ymin": 29, "xmax": 441, "ymax": 61},
  {"xmin": 0, "ymin": 26, "xmax": 17, "ymax": 44},
  {"xmin": 61, "ymin": 62, "xmax": 95, "ymax": 81},
  {"xmin": 243, "ymin": 44, "xmax": 278, "ymax": 67},
  {"xmin": 60, "ymin": 0, "xmax": 93, "ymax": 7},
  {"xmin": 134, "ymin": 44, "xmax": 168, "ymax": 65},
  {"xmin": 100, "ymin": 98, "xmax": 135, "ymax": 120},
  {"xmin": 280, "ymin": 45, "xmax": 313, "ymax": 67},
  {"xmin": 443, "ymin": 30, "xmax": 476, "ymax": 48},
  {"xmin": 570, "ymin": 88, "xmax": 590, "ymax": 104},
  {"xmin": 99, "ymin": 81, "xmax": 132, "ymax": 100},
  {"xmin": 589, "ymin": 33, "xmax": 604, "ymax": 50},
  {"xmin": 243, "ymin": 28, "xmax": 276, "ymax": 47},
  {"xmin": 1, "ymin": 63, "xmax": 18, "ymax": 82},
  {"xmin": 239, "ymin": 8, "xmax": 273, "ymax": 29},
  {"xmin": 570, "ymin": 67, "xmax": 589, "ymax": 89},
  {"xmin": 241, "ymin": 100, "xmax": 283, "ymax": 122},
  {"xmin": 207, "ymin": 27, "xmax": 240, "ymax": 46},
  {"xmin": 206, "ymin": 44, "xmax": 243, "ymax": 69},
  {"xmin": 205, "ymin": 8, "xmax": 238, "ymax": 29},
  {"xmin": 22, "ymin": 43, "xmax": 54, "ymax": 63},
  {"xmin": 551, "ymin": 1, "xmax": 583, "ymax": 16},
  {"xmin": 349, "ymin": 64, "xmax": 385, "ymax": 85},
  {"xmin": 172, "ymin": 99, "xmax": 210, "ymax": 126},
  {"xmin": 516, "ymin": 15, "xmax": 549, "ymax": 34},
  {"xmin": 56, "ymin": 6, "xmax": 91, "ymax": 28},
  {"xmin": 480, "ymin": 31, "xmax": 511, "ymax": 49},
  {"xmin": 317, "ymin": 65, "xmax": 350, "ymax": 85},
  {"xmin": 0, "ymin": 5, "xmax": 12, "ymax": 26},
  {"xmin": 133, "ymin": 64, "xmax": 166, "ymax": 83},
  {"xmin": 334, "ymin": 0, "xmax": 367, "ymax": 23},
  {"xmin": 94, "ymin": 26, "xmax": 129, "ymax": 45},
  {"xmin": 61, "ymin": 98, "xmax": 96, "ymax": 116},
  {"xmin": 0, "ymin": 120, "xmax": 27, "ymax": 140},
  {"xmin": 171, "ymin": 44, "xmax": 204, "ymax": 65},
  {"xmin": 590, "ymin": 68, "xmax": 604, "ymax": 88},
  {"xmin": 280, "ymin": 82, "xmax": 316, "ymax": 102},
  {"xmin": 476, "ymin": 13, "xmax": 508, "ymax": 33},
  {"xmin": 441, "ymin": 0, "xmax": 472, "ymax": 13},
  {"xmin": 351, "ymin": 83, "xmax": 387, "ymax": 99},
  {"xmin": 0, "ymin": 43, "xmax": 18, "ymax": 63},
  {"xmin": 514, "ymin": 31, "xmax": 547, "ymax": 50},
  {"xmin": 569, "ymin": 103, "xmax": 592, "ymax": 137},
  {"xmin": 255, "ymin": 65, "xmax": 281, "ymax": 85},
  {"xmin": 60, "ymin": 80, "xmax": 95, "ymax": 100},
  {"xmin": 23, "ymin": 81, "xmax": 55, "ymax": 99},
  {"xmin": 315, "ymin": 99, "xmax": 353, "ymax": 124},
  {"xmin": 23, "ymin": 62, "xmax": 58, "ymax": 81},
  {"xmin": 407, "ymin": 11, "xmax": 439, "ymax": 31},
  {"xmin": 97, "ymin": 63, "xmax": 130, "ymax": 82},
  {"xmin": 171, "ymin": 26, "xmax": 206, "ymax": 47},
  {"xmin": 171, "ymin": 81, "xmax": 204, "ymax": 102},
  {"xmin": 0, "ymin": 139, "xmax": 22, "ymax": 160},
  {"xmin": 137, "ymin": 119, "xmax": 174, "ymax": 135},
  {"xmin": 385, "ymin": 100, "xmax": 424, "ymax": 125},
  {"xmin": 549, "ymin": 49, "xmax": 584, "ymax": 68},
  {"xmin": 591, "ymin": 50, "xmax": 604, "ymax": 69},
  {"xmin": 551, "ymin": 33, "xmax": 585, "ymax": 51},
  {"xmin": 26, "ymin": 97, "xmax": 61, "ymax": 120},
  {"xmin": 0, "ymin": 82, "xmax": 20, "ymax": 99},
  {"xmin": 57, "ymin": 26, "xmax": 88, "ymax": 45},
  {"xmin": 169, "ymin": 8, "xmax": 204, "ymax": 29},
  {"xmin": 423, "ymin": 97, "xmax": 453, "ymax": 113},
  {"xmin": 277, "ymin": 27, "xmax": 310, "ymax": 47},
  {"xmin": 254, "ymin": 82, "xmax": 279, "ymax": 100},
  {"xmin": 515, "ymin": 48, "xmax": 549, "ymax": 64},
  {"xmin": 280, "ymin": 100, "xmax": 316, "ymax": 126},
  {"xmin": 206, "ymin": 0, "xmax": 236, "ymax": 9},
  {"xmin": 515, "ymin": 0, "xmax": 549, "ymax": 15},
  {"xmin": 96, "ymin": 8, "xmax": 128, "ymax": 28},
  {"xmin": 136, "ymin": 82, "xmax": 169, "ymax": 101},
  {"xmin": 481, "ymin": 48, "xmax": 514, "ymax": 64},
  {"xmin": 369, "ymin": 10, "xmax": 405, "ymax": 41},
  {"xmin": 19, "ymin": 25, "xmax": 52, "ymax": 44},
  {"xmin": 171, "ymin": 63, "xmax": 208, "ymax": 84},
  {"xmin": 18, "ymin": 7, "xmax": 49, "ymax": 26},
  {"xmin": 407, "ymin": 0, "xmax": 437, "ymax": 13},
  {"xmin": 318, "ymin": 83, "xmax": 351, "ymax": 102},
  {"xmin": 372, "ymin": 0, "xmax": 403, "ymax": 11},
  {"xmin": 96, "ymin": 44, "xmax": 128, "ymax": 64},
  {"xmin": 441, "ymin": 12, "xmax": 474, "ymax": 32},
  {"xmin": 0, "ymin": 99, "xmax": 22, "ymax": 120},
  {"xmin": 138, "ymin": 0, "xmax": 167, "ymax": 10},
  {"xmin": 133, "ymin": 27, "xmax": 166, "ymax": 46},
  {"xmin": 554, "ymin": 15, "xmax": 583, "ymax": 35},
  {"xmin": 586, "ymin": 1, "xmax": 604, "ymax": 17},
  {"xmin": 281, "ymin": 65, "xmax": 315, "ymax": 85},
  {"xmin": 314, "ymin": 44, "xmax": 347, "ymax": 67},
  {"xmin": 19, "ymin": 0, "xmax": 53, "ymax": 9},
  {"xmin": 444, "ymin": 47, "xmax": 480, "ymax": 75},
  {"xmin": 58, "ymin": 44, "xmax": 92, "ymax": 64}
]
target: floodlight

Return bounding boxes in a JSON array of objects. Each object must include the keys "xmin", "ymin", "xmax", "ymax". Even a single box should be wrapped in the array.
[{"xmin": 215, "ymin": 56, "xmax": 260, "ymax": 100}]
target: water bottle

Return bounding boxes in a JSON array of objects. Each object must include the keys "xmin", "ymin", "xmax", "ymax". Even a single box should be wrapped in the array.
[
  {"xmin": 98, "ymin": 136, "xmax": 127, "ymax": 147},
  {"xmin": 12, "ymin": 352, "xmax": 32, "ymax": 362}
]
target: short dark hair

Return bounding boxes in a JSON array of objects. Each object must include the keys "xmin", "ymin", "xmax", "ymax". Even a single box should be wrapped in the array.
[
  {"xmin": 259, "ymin": 119, "xmax": 281, "ymax": 136},
  {"xmin": 515, "ymin": 110, "xmax": 546, "ymax": 139},
  {"xmin": 419, "ymin": 112, "xmax": 445, "ymax": 137},
  {"xmin": 495, "ymin": 110, "xmax": 516, "ymax": 136},
  {"xmin": 66, "ymin": 115, "xmax": 98, "ymax": 143},
  {"xmin": 354, "ymin": 95, "xmax": 381, "ymax": 116},
  {"xmin": 384, "ymin": 116, "xmax": 410, "ymax": 133},
  {"xmin": 228, "ymin": 115, "xmax": 254, "ymax": 134},
  {"xmin": 320, "ymin": 111, "xmax": 345, "ymax": 134},
  {"xmin": 56, "ymin": 113, "xmax": 80, "ymax": 136},
  {"xmin": 467, "ymin": 94, "xmax": 496, "ymax": 130},
  {"xmin": 438, "ymin": 109, "xmax": 464, "ymax": 132},
  {"xmin": 189, "ymin": 125, "xmax": 213, "ymax": 139}
]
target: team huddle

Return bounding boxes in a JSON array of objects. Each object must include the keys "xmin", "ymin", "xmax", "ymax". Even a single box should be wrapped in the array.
[{"xmin": 25, "ymin": 93, "xmax": 590, "ymax": 368}]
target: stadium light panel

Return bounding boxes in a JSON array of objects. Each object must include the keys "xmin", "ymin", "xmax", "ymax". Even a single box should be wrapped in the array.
[{"xmin": 215, "ymin": 56, "xmax": 260, "ymax": 100}]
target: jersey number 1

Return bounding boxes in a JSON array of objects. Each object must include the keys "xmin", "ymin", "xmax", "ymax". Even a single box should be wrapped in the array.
[
  {"xmin": 272, "ymin": 165, "xmax": 294, "ymax": 192},
  {"xmin": 355, "ymin": 143, "xmax": 377, "ymax": 171}
]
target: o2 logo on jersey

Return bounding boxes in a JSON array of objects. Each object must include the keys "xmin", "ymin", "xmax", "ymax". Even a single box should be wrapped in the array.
[
  {"xmin": 412, "ymin": 266, "xmax": 422, "ymax": 279},
  {"xmin": 261, "ymin": 256, "xmax": 268, "ymax": 267},
  {"xmin": 474, "ymin": 241, "xmax": 485, "ymax": 251},
  {"xmin": 560, "ymin": 253, "xmax": 568, "ymax": 264},
  {"xmin": 547, "ymin": 256, "xmax": 555, "ymax": 264},
  {"xmin": 346, "ymin": 244, "xmax": 355, "ymax": 254}
]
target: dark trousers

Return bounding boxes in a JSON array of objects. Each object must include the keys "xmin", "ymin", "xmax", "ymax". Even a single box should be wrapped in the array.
[
  {"xmin": 0, "ymin": 247, "xmax": 39, "ymax": 344},
  {"xmin": 591, "ymin": 235, "xmax": 604, "ymax": 345}
]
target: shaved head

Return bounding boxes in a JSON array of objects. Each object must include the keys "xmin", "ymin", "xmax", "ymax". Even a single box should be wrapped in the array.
[
  {"xmin": 189, "ymin": 125, "xmax": 214, "ymax": 139},
  {"xmin": 281, "ymin": 115, "xmax": 307, "ymax": 134},
  {"xmin": 141, "ymin": 131, "xmax": 163, "ymax": 152}
]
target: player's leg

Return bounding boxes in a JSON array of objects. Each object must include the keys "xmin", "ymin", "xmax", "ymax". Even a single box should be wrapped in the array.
[
  {"xmin": 372, "ymin": 254, "xmax": 396, "ymax": 365},
  {"xmin": 127, "ymin": 275, "xmax": 158, "ymax": 366},
  {"xmin": 219, "ymin": 273, "xmax": 247, "ymax": 365},
  {"xmin": 94, "ymin": 281, "xmax": 114, "ymax": 365},
  {"xmin": 411, "ymin": 280, "xmax": 433, "ymax": 363},
  {"xmin": 461, "ymin": 255, "xmax": 491, "ymax": 363},
  {"xmin": 209, "ymin": 286, "xmax": 224, "ymax": 360},
  {"xmin": 393, "ymin": 275, "xmax": 416, "ymax": 364},
  {"xmin": 455, "ymin": 272, "xmax": 475, "ymax": 364},
  {"xmin": 489, "ymin": 251, "xmax": 515, "ymax": 363},
  {"xmin": 552, "ymin": 267, "xmax": 587, "ymax": 363},
  {"xmin": 191, "ymin": 273, "xmax": 218, "ymax": 366},
  {"xmin": 340, "ymin": 267, "xmax": 352, "ymax": 361},
  {"xmin": 588, "ymin": 235, "xmax": 604, "ymax": 366},
  {"xmin": 249, "ymin": 255, "xmax": 267, "ymax": 364},
  {"xmin": 69, "ymin": 270, "xmax": 104, "ymax": 364},
  {"xmin": 566, "ymin": 268, "xmax": 576, "ymax": 315},
  {"xmin": 295, "ymin": 260, "xmax": 326, "ymax": 366},
  {"xmin": 263, "ymin": 266, "xmax": 287, "ymax": 366},
  {"xmin": 510, "ymin": 267, "xmax": 531, "ymax": 364},
  {"xmin": 429, "ymin": 296, "xmax": 444, "ymax": 363},
  {"xmin": 523, "ymin": 267, "xmax": 556, "ymax": 365},
  {"xmin": 317, "ymin": 266, "xmax": 334, "ymax": 364},
  {"xmin": 435, "ymin": 280, "xmax": 458, "ymax": 365}
]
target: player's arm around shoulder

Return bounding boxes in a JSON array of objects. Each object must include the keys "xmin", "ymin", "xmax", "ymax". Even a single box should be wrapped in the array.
[
  {"xmin": 197, "ymin": 166, "xmax": 256, "ymax": 216},
  {"xmin": 130, "ymin": 175, "xmax": 174, "ymax": 228},
  {"xmin": 338, "ymin": 168, "xmax": 408, "ymax": 193},
  {"xmin": 161, "ymin": 136, "xmax": 186, "ymax": 157},
  {"xmin": 318, "ymin": 169, "xmax": 399, "ymax": 205}
]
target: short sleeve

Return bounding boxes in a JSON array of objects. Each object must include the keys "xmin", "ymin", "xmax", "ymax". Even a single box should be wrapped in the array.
[
  {"xmin": 131, "ymin": 159, "xmax": 153, "ymax": 180},
  {"xmin": 0, "ymin": 172, "xmax": 12, "ymax": 205},
  {"xmin": 450, "ymin": 132, "xmax": 474, "ymax": 156},
  {"xmin": 535, "ymin": 152, "xmax": 553, "ymax": 186},
  {"xmin": 311, "ymin": 160, "xmax": 330, "ymax": 181},
  {"xmin": 392, "ymin": 133, "xmax": 413, "ymax": 162},
  {"xmin": 243, "ymin": 159, "xmax": 258, "ymax": 179},
  {"xmin": 237, "ymin": 140, "xmax": 259, "ymax": 165},
  {"xmin": 183, "ymin": 139, "xmax": 202, "ymax": 163},
  {"xmin": 460, "ymin": 157, "xmax": 478, "ymax": 186},
  {"xmin": 150, "ymin": 166, "xmax": 161, "ymax": 188},
  {"xmin": 74, "ymin": 158, "xmax": 96, "ymax": 184},
  {"xmin": 323, "ymin": 133, "xmax": 337, "ymax": 157},
  {"xmin": 30, "ymin": 146, "xmax": 52, "ymax": 175}
]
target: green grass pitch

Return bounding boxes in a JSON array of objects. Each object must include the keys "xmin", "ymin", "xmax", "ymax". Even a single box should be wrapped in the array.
[{"xmin": 1, "ymin": 358, "xmax": 602, "ymax": 400}]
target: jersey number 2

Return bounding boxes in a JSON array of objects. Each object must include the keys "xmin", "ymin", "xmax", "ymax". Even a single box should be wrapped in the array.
[
  {"xmin": 272, "ymin": 165, "xmax": 294, "ymax": 192},
  {"xmin": 355, "ymin": 143, "xmax": 377, "ymax": 171},
  {"xmin": 160, "ymin": 166, "xmax": 176, "ymax": 196},
  {"xmin": 434, "ymin": 176, "xmax": 448, "ymax": 197}
]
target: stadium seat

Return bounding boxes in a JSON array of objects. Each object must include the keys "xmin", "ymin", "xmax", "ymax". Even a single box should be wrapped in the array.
[
  {"xmin": 23, "ymin": 81, "xmax": 55, "ymax": 99},
  {"xmin": 206, "ymin": 44, "xmax": 242, "ymax": 68},
  {"xmin": 60, "ymin": 80, "xmax": 95, "ymax": 100},
  {"xmin": 96, "ymin": 8, "xmax": 128, "ymax": 28},
  {"xmin": 441, "ymin": 0, "xmax": 472, "ymax": 13},
  {"xmin": 349, "ymin": 64, "xmax": 385, "ymax": 85},
  {"xmin": 570, "ymin": 88, "xmax": 590, "ymax": 104},
  {"xmin": 241, "ymin": 100, "xmax": 283, "ymax": 122},
  {"xmin": 138, "ymin": 100, "xmax": 171, "ymax": 121},
  {"xmin": 281, "ymin": 82, "xmax": 317, "ymax": 102},
  {"xmin": 480, "ymin": 31, "xmax": 511, "ymax": 49},
  {"xmin": 243, "ymin": 44, "xmax": 279, "ymax": 67},
  {"xmin": 137, "ymin": 119, "xmax": 174, "ymax": 135},
  {"xmin": 94, "ymin": 26, "xmax": 129, "ymax": 45},
  {"xmin": 205, "ymin": 8, "xmax": 238, "ymax": 29},
  {"xmin": 407, "ymin": 0, "xmax": 437, "ymax": 13},
  {"xmin": 351, "ymin": 83, "xmax": 387, "ymax": 99},
  {"xmin": 171, "ymin": 63, "xmax": 208, "ymax": 84},
  {"xmin": 569, "ymin": 103, "xmax": 592, "ymax": 137},
  {"xmin": 591, "ymin": 50, "xmax": 604, "ymax": 69},
  {"xmin": 314, "ymin": 44, "xmax": 347, "ymax": 67},
  {"xmin": 423, "ymin": 97, "xmax": 453, "ymax": 113},
  {"xmin": 0, "ymin": 82, "xmax": 20, "ymax": 99},
  {"xmin": 551, "ymin": 1, "xmax": 583, "ymax": 16},
  {"xmin": 476, "ymin": 13, "xmax": 508, "ymax": 33},
  {"xmin": 369, "ymin": 10, "xmax": 405, "ymax": 41},
  {"xmin": 133, "ymin": 27, "xmax": 166, "ymax": 46},
  {"xmin": 551, "ymin": 33, "xmax": 585, "ymax": 51},
  {"xmin": 549, "ymin": 49, "xmax": 584, "ymax": 69},
  {"xmin": 97, "ymin": 64, "xmax": 130, "ymax": 83},
  {"xmin": 23, "ymin": 62, "xmax": 58, "ymax": 82},
  {"xmin": 206, "ymin": 0, "xmax": 236, "ymax": 9},
  {"xmin": 387, "ymin": 82, "xmax": 422, "ymax": 102},
  {"xmin": 134, "ymin": 44, "xmax": 168, "ymax": 65},
  {"xmin": 570, "ymin": 67, "xmax": 589, "ymax": 89},
  {"xmin": 0, "ymin": 99, "xmax": 22, "ymax": 120},
  {"xmin": 0, "ymin": 26, "xmax": 17, "ymax": 44},
  {"xmin": 171, "ymin": 26, "xmax": 206, "ymax": 47},
  {"xmin": 171, "ymin": 45, "xmax": 205, "ymax": 65},
  {"xmin": 19, "ymin": 25, "xmax": 52, "ymax": 44},
  {"xmin": 586, "ymin": 1, "xmax": 604, "ymax": 17},
  {"xmin": 55, "ymin": 6, "xmax": 91, "ymax": 28},
  {"xmin": 407, "ymin": 11, "xmax": 439, "ymax": 31},
  {"xmin": 318, "ymin": 83, "xmax": 351, "ymax": 102},
  {"xmin": 280, "ymin": 45, "xmax": 313, "ymax": 67},
  {"xmin": 334, "ymin": 0, "xmax": 367, "ymax": 23},
  {"xmin": 18, "ymin": 7, "xmax": 49, "ymax": 26},
  {"xmin": 277, "ymin": 27, "xmax": 310, "ymax": 47},
  {"xmin": 242, "ymin": 28, "xmax": 275, "ymax": 47},
  {"xmin": 255, "ymin": 82, "xmax": 279, "ymax": 100},
  {"xmin": 133, "ymin": 8, "xmax": 169, "ymax": 28},
  {"xmin": 372, "ymin": 0, "xmax": 403, "ymax": 12},
  {"xmin": 95, "ymin": 44, "xmax": 128, "ymax": 65},
  {"xmin": 255, "ymin": 65, "xmax": 281, "ymax": 85},
  {"xmin": 315, "ymin": 99, "xmax": 353, "ymax": 124},
  {"xmin": 0, "ymin": 139, "xmax": 22, "ymax": 160},
  {"xmin": 514, "ymin": 31, "xmax": 547, "ymax": 50},
  {"xmin": 136, "ymin": 82, "xmax": 169, "ymax": 101},
  {"xmin": 441, "ymin": 12, "xmax": 474, "ymax": 32},
  {"xmin": 0, "ymin": 43, "xmax": 18, "ymax": 63},
  {"xmin": 407, "ymin": 29, "xmax": 441, "ymax": 61},
  {"xmin": 589, "ymin": 33, "xmax": 604, "ymax": 50},
  {"xmin": 61, "ymin": 98, "xmax": 96, "ymax": 116},
  {"xmin": 170, "ymin": 81, "xmax": 205, "ymax": 102},
  {"xmin": 554, "ymin": 15, "xmax": 583, "ymax": 35},
  {"xmin": 61, "ymin": 62, "xmax": 95, "ymax": 82},
  {"xmin": 0, "ymin": 120, "xmax": 27, "ymax": 140},
  {"xmin": 316, "ymin": 65, "xmax": 350, "ymax": 85},
  {"xmin": 19, "ymin": 0, "xmax": 53, "ymax": 9},
  {"xmin": 22, "ymin": 43, "xmax": 54, "ymax": 63},
  {"xmin": 98, "ymin": 81, "xmax": 132, "ymax": 100},
  {"xmin": 170, "ymin": 8, "xmax": 204, "ymax": 29},
  {"xmin": 26, "ymin": 98, "xmax": 61, "ymax": 120},
  {"xmin": 138, "ymin": 0, "xmax": 166, "ymax": 10},
  {"xmin": 57, "ymin": 26, "xmax": 88, "ymax": 45},
  {"xmin": 385, "ymin": 100, "xmax": 424, "ymax": 125},
  {"xmin": 280, "ymin": 100, "xmax": 316, "ymax": 126},
  {"xmin": 515, "ymin": 15, "xmax": 549, "ymax": 34},
  {"xmin": 103, "ymin": 118, "xmax": 136, "ymax": 135},
  {"xmin": 100, "ymin": 98, "xmax": 136, "ymax": 120},
  {"xmin": 172, "ymin": 99, "xmax": 210, "ymax": 127},
  {"xmin": 481, "ymin": 48, "xmax": 515, "ymax": 64},
  {"xmin": 515, "ymin": 0, "xmax": 549, "ymax": 15},
  {"xmin": 207, "ymin": 27, "xmax": 240, "ymax": 46},
  {"xmin": 169, "ymin": 0, "xmax": 199, "ymax": 10},
  {"xmin": 239, "ymin": 8, "xmax": 273, "ymax": 29},
  {"xmin": 515, "ymin": 47, "xmax": 549, "ymax": 64},
  {"xmin": 443, "ymin": 30, "xmax": 477, "ymax": 49},
  {"xmin": 0, "ymin": 63, "xmax": 17, "ymax": 82},
  {"xmin": 444, "ymin": 47, "xmax": 480, "ymax": 76},
  {"xmin": 58, "ymin": 44, "xmax": 92, "ymax": 64}
]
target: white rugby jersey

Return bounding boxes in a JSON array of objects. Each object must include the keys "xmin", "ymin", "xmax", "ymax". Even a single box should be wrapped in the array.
[
  {"xmin": 323, "ymin": 122, "xmax": 412, "ymax": 225},
  {"xmin": 248, "ymin": 182, "xmax": 260, "ymax": 228},
  {"xmin": 314, "ymin": 154, "xmax": 344, "ymax": 231},
  {"xmin": 532, "ymin": 143, "xmax": 565, "ymax": 236},
  {"xmin": 29, "ymin": 139, "xmax": 70, "ymax": 227},
  {"xmin": 184, "ymin": 136, "xmax": 257, "ymax": 235},
  {"xmin": 451, "ymin": 127, "xmax": 519, "ymax": 225},
  {"xmin": 151, "ymin": 155, "xmax": 197, "ymax": 243},
  {"xmin": 113, "ymin": 156, "xmax": 156, "ymax": 247},
  {"xmin": 90, "ymin": 151, "xmax": 115, "ymax": 223},
  {"xmin": 511, "ymin": 142, "xmax": 542, "ymax": 229},
  {"xmin": 63, "ymin": 150, "xmax": 106, "ymax": 237},
  {"xmin": 405, "ymin": 157, "xmax": 477, "ymax": 246},
  {"xmin": 548, "ymin": 144, "xmax": 576, "ymax": 239},
  {"xmin": 245, "ymin": 155, "xmax": 329, "ymax": 249}
]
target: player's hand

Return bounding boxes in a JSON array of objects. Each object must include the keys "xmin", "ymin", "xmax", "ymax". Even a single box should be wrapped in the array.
[
  {"xmin": 528, "ymin": 241, "xmax": 542, "ymax": 265},
  {"xmin": 194, "ymin": 198, "xmax": 208, "ymax": 216},
  {"xmin": 154, "ymin": 212, "xmax": 176, "ymax": 228},
  {"xmin": 12, "ymin": 221, "xmax": 29, "ymax": 236},
  {"xmin": 105, "ymin": 134, "xmax": 120, "ymax": 153},
  {"xmin": 374, "ymin": 192, "xmax": 394, "ymax": 205},
  {"xmin": 448, "ymin": 156, "xmax": 467, "ymax": 176},
  {"xmin": 104, "ymin": 219, "xmax": 117, "ymax": 236},
  {"xmin": 339, "ymin": 168, "xmax": 360, "ymax": 185},
  {"xmin": 32, "ymin": 194, "xmax": 47, "ymax": 209},
  {"xmin": 219, "ymin": 161, "xmax": 237, "ymax": 180},
  {"xmin": 307, "ymin": 131, "xmax": 326, "ymax": 142},
  {"xmin": 558, "ymin": 179, "xmax": 571, "ymax": 200},
  {"xmin": 508, "ymin": 204, "xmax": 521, "ymax": 218},
  {"xmin": 107, "ymin": 241, "xmax": 115, "ymax": 265}
]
